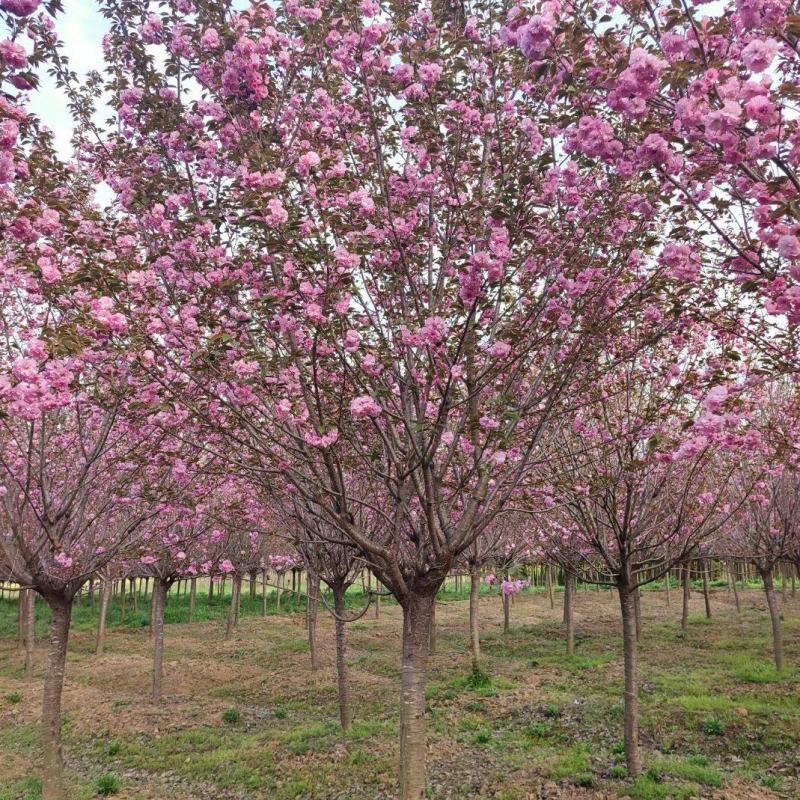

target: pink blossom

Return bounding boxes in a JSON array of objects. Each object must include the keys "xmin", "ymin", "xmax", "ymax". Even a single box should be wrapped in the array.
[
  {"xmin": 420, "ymin": 316, "xmax": 449, "ymax": 346},
  {"xmin": 200, "ymin": 28, "xmax": 220, "ymax": 50},
  {"xmin": 219, "ymin": 558, "xmax": 235, "ymax": 573},
  {"xmin": 488, "ymin": 341, "xmax": 511, "ymax": 358},
  {"xmin": 518, "ymin": 11, "xmax": 556, "ymax": 60},
  {"xmin": 90, "ymin": 297, "xmax": 128, "ymax": 333},
  {"xmin": 419, "ymin": 62, "xmax": 443, "ymax": 86},
  {"xmin": 343, "ymin": 329, "xmax": 361, "ymax": 352},
  {"xmin": 0, "ymin": 0, "xmax": 40, "ymax": 16},
  {"xmin": 777, "ymin": 234, "xmax": 800, "ymax": 260},
  {"xmin": 297, "ymin": 151, "xmax": 321, "ymax": 176},
  {"xmin": 265, "ymin": 197, "xmax": 288, "ymax": 225},
  {"xmin": 501, "ymin": 579, "xmax": 529, "ymax": 597},
  {"xmin": 304, "ymin": 429, "xmax": 339, "ymax": 448},
  {"xmin": 0, "ymin": 39, "xmax": 27, "ymax": 68},
  {"xmin": 741, "ymin": 38, "xmax": 778, "ymax": 73},
  {"xmin": 350, "ymin": 395, "xmax": 382, "ymax": 419}
]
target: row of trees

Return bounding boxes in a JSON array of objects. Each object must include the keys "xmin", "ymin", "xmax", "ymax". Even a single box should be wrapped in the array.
[{"xmin": 2, "ymin": 0, "xmax": 799, "ymax": 798}]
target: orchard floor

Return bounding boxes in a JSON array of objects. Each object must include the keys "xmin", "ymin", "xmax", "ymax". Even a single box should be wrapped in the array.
[{"xmin": 1, "ymin": 585, "xmax": 799, "ymax": 800}]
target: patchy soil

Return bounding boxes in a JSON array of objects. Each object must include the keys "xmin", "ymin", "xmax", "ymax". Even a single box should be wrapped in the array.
[{"xmin": 1, "ymin": 583, "xmax": 798, "ymax": 800}]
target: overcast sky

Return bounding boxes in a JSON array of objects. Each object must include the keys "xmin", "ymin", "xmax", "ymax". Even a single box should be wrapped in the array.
[{"xmin": 27, "ymin": 0, "xmax": 108, "ymax": 157}]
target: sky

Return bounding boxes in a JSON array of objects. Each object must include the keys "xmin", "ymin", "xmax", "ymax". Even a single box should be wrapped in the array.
[{"xmin": 27, "ymin": 0, "xmax": 108, "ymax": 158}]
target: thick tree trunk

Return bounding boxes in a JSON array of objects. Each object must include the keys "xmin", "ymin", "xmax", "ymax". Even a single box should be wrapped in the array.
[
  {"xmin": 547, "ymin": 565, "xmax": 554, "ymax": 609},
  {"xmin": 41, "ymin": 596, "xmax": 72, "ymax": 800},
  {"xmin": 469, "ymin": 567, "xmax": 481, "ymax": 671},
  {"xmin": 131, "ymin": 578, "xmax": 137, "ymax": 613},
  {"xmin": 225, "ymin": 574, "xmax": 242, "ymax": 640},
  {"xmin": 332, "ymin": 582, "xmax": 352, "ymax": 730},
  {"xmin": 249, "ymin": 569, "xmax": 257, "ymax": 601},
  {"xmin": 399, "ymin": 593, "xmax": 435, "ymax": 800},
  {"xmin": 618, "ymin": 582, "xmax": 641, "ymax": 777},
  {"xmin": 759, "ymin": 566, "xmax": 784, "ymax": 672},
  {"xmin": 664, "ymin": 571, "xmax": 671, "ymax": 607},
  {"xmin": 701, "ymin": 559, "xmax": 712, "ymax": 618},
  {"xmin": 307, "ymin": 570, "xmax": 320, "ymax": 670},
  {"xmin": 681, "ymin": 563, "xmax": 690, "ymax": 631},
  {"xmin": 276, "ymin": 572, "xmax": 283, "ymax": 612},
  {"xmin": 24, "ymin": 589, "xmax": 36, "ymax": 677},
  {"xmin": 152, "ymin": 578, "xmax": 168, "ymax": 703},
  {"xmin": 502, "ymin": 592, "xmax": 510, "ymax": 633},
  {"xmin": 95, "ymin": 578, "xmax": 112, "ymax": 656},
  {"xmin": 633, "ymin": 587, "xmax": 642, "ymax": 641},
  {"xmin": 375, "ymin": 583, "xmax": 381, "ymax": 619},
  {"xmin": 564, "ymin": 571, "xmax": 574, "ymax": 656},
  {"xmin": 189, "ymin": 577, "xmax": 197, "ymax": 622},
  {"xmin": 261, "ymin": 569, "xmax": 268, "ymax": 617}
]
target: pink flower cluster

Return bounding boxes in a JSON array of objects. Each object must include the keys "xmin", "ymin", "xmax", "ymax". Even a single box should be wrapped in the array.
[{"xmin": 501, "ymin": 579, "xmax": 529, "ymax": 597}]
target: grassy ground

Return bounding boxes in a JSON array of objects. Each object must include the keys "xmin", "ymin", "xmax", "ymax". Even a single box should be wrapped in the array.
[{"xmin": 0, "ymin": 581, "xmax": 798, "ymax": 800}]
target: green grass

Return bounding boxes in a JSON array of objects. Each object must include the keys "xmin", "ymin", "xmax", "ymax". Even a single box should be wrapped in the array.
[{"xmin": 1, "ymin": 584, "xmax": 798, "ymax": 799}]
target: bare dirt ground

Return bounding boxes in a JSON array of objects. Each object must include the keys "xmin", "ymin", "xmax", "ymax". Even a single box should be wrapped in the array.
[{"xmin": 1, "ymin": 584, "xmax": 798, "ymax": 800}]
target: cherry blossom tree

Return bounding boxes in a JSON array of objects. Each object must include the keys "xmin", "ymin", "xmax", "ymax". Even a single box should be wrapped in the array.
[
  {"xmin": 540, "ymin": 338, "xmax": 754, "ymax": 777},
  {"xmin": 71, "ymin": 4, "xmax": 700, "ymax": 796}
]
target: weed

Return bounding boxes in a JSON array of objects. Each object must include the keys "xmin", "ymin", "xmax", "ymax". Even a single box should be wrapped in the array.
[
  {"xmin": 222, "ymin": 708, "xmax": 241, "ymax": 725},
  {"xmin": 702, "ymin": 717, "xmax": 725, "ymax": 736},
  {"xmin": 5, "ymin": 691, "xmax": 21, "ymax": 704},
  {"xmin": 94, "ymin": 774, "xmax": 120, "ymax": 796},
  {"xmin": 467, "ymin": 666, "xmax": 491, "ymax": 689}
]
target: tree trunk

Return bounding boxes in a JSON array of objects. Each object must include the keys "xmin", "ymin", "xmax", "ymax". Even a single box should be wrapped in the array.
[
  {"xmin": 633, "ymin": 586, "xmax": 642, "ymax": 641},
  {"xmin": 261, "ymin": 569, "xmax": 268, "ymax": 617},
  {"xmin": 225, "ymin": 574, "xmax": 242, "ymax": 640},
  {"xmin": 759, "ymin": 566, "xmax": 784, "ymax": 673},
  {"xmin": 152, "ymin": 578, "xmax": 168, "ymax": 703},
  {"xmin": 564, "ymin": 571, "xmax": 574, "ymax": 656},
  {"xmin": 41, "ymin": 596, "xmax": 72, "ymax": 800},
  {"xmin": 131, "ymin": 578, "xmax": 137, "ymax": 613},
  {"xmin": 730, "ymin": 564, "xmax": 740, "ymax": 615},
  {"xmin": 681, "ymin": 563, "xmax": 690, "ymax": 631},
  {"xmin": 24, "ymin": 589, "xmax": 36, "ymax": 677},
  {"xmin": 189, "ymin": 577, "xmax": 197, "ymax": 622},
  {"xmin": 120, "ymin": 580, "xmax": 126, "ymax": 623},
  {"xmin": 399, "ymin": 593, "xmax": 435, "ymax": 800},
  {"xmin": 249, "ymin": 569, "xmax": 257, "ymax": 601},
  {"xmin": 307, "ymin": 570, "xmax": 320, "ymax": 670},
  {"xmin": 664, "ymin": 571, "xmax": 671, "ymax": 607},
  {"xmin": 547, "ymin": 565, "xmax": 554, "ymax": 609},
  {"xmin": 502, "ymin": 592, "xmax": 510, "ymax": 634},
  {"xmin": 18, "ymin": 587, "xmax": 27, "ymax": 647},
  {"xmin": 469, "ymin": 566, "xmax": 481, "ymax": 671},
  {"xmin": 701, "ymin": 559, "xmax": 712, "ymax": 618},
  {"xmin": 332, "ymin": 582, "xmax": 352, "ymax": 731},
  {"xmin": 95, "ymin": 578, "xmax": 112, "ymax": 656},
  {"xmin": 618, "ymin": 582, "xmax": 641, "ymax": 778},
  {"xmin": 375, "ymin": 582, "xmax": 381, "ymax": 619},
  {"xmin": 276, "ymin": 572, "xmax": 283, "ymax": 612}
]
